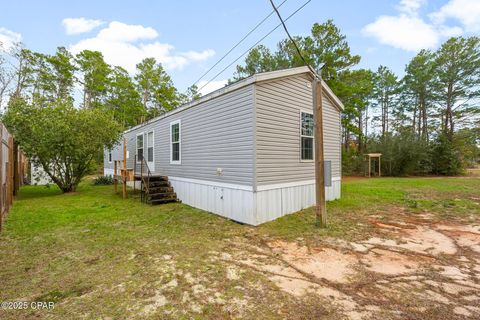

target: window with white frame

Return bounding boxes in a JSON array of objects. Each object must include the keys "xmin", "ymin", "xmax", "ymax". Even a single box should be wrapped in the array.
[
  {"xmin": 147, "ymin": 131, "xmax": 154, "ymax": 162},
  {"xmin": 108, "ymin": 150, "xmax": 112, "ymax": 163},
  {"xmin": 136, "ymin": 133, "xmax": 144, "ymax": 162},
  {"xmin": 170, "ymin": 120, "xmax": 181, "ymax": 164},
  {"xmin": 300, "ymin": 111, "xmax": 314, "ymax": 161}
]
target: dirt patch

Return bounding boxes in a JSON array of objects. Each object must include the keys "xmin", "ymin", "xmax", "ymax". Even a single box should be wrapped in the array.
[
  {"xmin": 364, "ymin": 225, "xmax": 458, "ymax": 255},
  {"xmin": 361, "ymin": 248, "xmax": 424, "ymax": 275},
  {"xmin": 436, "ymin": 223, "xmax": 480, "ymax": 253},
  {"xmin": 229, "ymin": 216, "xmax": 480, "ymax": 319},
  {"xmin": 268, "ymin": 240, "xmax": 357, "ymax": 283}
]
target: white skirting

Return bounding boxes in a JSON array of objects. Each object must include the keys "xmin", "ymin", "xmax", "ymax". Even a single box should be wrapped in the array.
[
  {"xmin": 168, "ymin": 177, "xmax": 256, "ymax": 225},
  {"xmin": 104, "ymin": 168, "xmax": 114, "ymax": 176},
  {"xmin": 254, "ymin": 178, "xmax": 341, "ymax": 225},
  {"xmin": 169, "ymin": 176, "xmax": 341, "ymax": 226}
]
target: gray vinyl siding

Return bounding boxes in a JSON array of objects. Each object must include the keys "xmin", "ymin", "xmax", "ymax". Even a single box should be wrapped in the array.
[
  {"xmin": 105, "ymin": 85, "xmax": 255, "ymax": 186},
  {"xmin": 255, "ymin": 73, "xmax": 341, "ymax": 186}
]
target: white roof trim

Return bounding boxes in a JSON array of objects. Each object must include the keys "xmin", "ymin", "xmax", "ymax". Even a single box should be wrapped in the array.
[{"xmin": 125, "ymin": 66, "xmax": 343, "ymax": 133}]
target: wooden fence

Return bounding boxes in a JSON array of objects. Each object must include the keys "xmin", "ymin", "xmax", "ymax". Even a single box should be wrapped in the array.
[{"xmin": 0, "ymin": 123, "xmax": 27, "ymax": 232}]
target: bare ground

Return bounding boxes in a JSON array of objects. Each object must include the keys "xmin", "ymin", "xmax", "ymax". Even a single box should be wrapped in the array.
[
  {"xmin": 127, "ymin": 211, "xmax": 480, "ymax": 319},
  {"xmin": 218, "ymin": 212, "xmax": 480, "ymax": 319},
  {"xmin": 2, "ymin": 179, "xmax": 480, "ymax": 319}
]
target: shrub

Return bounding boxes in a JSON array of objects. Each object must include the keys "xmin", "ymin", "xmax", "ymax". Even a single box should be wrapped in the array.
[
  {"xmin": 431, "ymin": 133, "xmax": 463, "ymax": 175},
  {"xmin": 92, "ymin": 175, "xmax": 114, "ymax": 185},
  {"xmin": 342, "ymin": 148, "xmax": 364, "ymax": 176},
  {"xmin": 367, "ymin": 132, "xmax": 432, "ymax": 176}
]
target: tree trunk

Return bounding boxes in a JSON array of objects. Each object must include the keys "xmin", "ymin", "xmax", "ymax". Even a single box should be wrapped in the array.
[
  {"xmin": 445, "ymin": 82, "xmax": 454, "ymax": 140},
  {"xmin": 358, "ymin": 112, "xmax": 364, "ymax": 153},
  {"xmin": 364, "ymin": 105, "xmax": 369, "ymax": 139},
  {"xmin": 422, "ymin": 101, "xmax": 428, "ymax": 142},
  {"xmin": 381, "ymin": 95, "xmax": 386, "ymax": 139},
  {"xmin": 412, "ymin": 103, "xmax": 417, "ymax": 135}
]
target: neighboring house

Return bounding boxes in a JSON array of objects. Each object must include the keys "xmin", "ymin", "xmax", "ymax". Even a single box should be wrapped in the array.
[
  {"xmin": 104, "ymin": 66, "xmax": 343, "ymax": 225},
  {"xmin": 30, "ymin": 162, "xmax": 54, "ymax": 185}
]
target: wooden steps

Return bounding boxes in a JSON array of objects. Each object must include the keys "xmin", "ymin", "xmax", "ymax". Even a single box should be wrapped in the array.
[{"xmin": 140, "ymin": 175, "xmax": 179, "ymax": 205}]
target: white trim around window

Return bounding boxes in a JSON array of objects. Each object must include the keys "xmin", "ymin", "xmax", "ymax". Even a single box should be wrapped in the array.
[
  {"xmin": 170, "ymin": 120, "xmax": 181, "ymax": 165},
  {"xmin": 136, "ymin": 132, "xmax": 144, "ymax": 163},
  {"xmin": 299, "ymin": 109, "xmax": 314, "ymax": 162},
  {"xmin": 146, "ymin": 130, "xmax": 155, "ymax": 171},
  {"xmin": 108, "ymin": 150, "xmax": 112, "ymax": 163}
]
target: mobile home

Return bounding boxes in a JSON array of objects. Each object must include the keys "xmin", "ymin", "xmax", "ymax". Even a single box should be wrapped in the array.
[{"xmin": 104, "ymin": 66, "xmax": 343, "ymax": 225}]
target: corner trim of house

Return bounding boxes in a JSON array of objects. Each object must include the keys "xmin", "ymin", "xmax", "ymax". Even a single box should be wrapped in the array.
[{"xmin": 256, "ymin": 177, "xmax": 341, "ymax": 192}]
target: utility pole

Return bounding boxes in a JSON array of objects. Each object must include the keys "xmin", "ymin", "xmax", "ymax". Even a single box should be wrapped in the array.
[
  {"xmin": 314, "ymin": 79, "xmax": 326, "ymax": 227},
  {"xmin": 268, "ymin": 0, "xmax": 325, "ymax": 227}
]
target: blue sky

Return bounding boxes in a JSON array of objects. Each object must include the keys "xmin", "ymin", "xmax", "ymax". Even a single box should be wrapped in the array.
[{"xmin": 1, "ymin": 0, "xmax": 479, "ymax": 94}]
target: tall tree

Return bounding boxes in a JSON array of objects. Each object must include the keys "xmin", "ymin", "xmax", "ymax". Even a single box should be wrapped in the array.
[
  {"xmin": 234, "ymin": 45, "xmax": 277, "ymax": 79},
  {"xmin": 433, "ymin": 36, "xmax": 480, "ymax": 139},
  {"xmin": 29, "ymin": 48, "xmax": 76, "ymax": 105},
  {"xmin": 307, "ymin": 20, "xmax": 361, "ymax": 82},
  {"xmin": 135, "ymin": 57, "xmax": 180, "ymax": 118},
  {"xmin": 372, "ymin": 66, "xmax": 399, "ymax": 139},
  {"xmin": 10, "ymin": 45, "xmax": 36, "ymax": 98},
  {"xmin": 233, "ymin": 20, "xmax": 361, "ymax": 86},
  {"xmin": 403, "ymin": 50, "xmax": 436, "ymax": 141},
  {"xmin": 179, "ymin": 84, "xmax": 202, "ymax": 104},
  {"xmin": 335, "ymin": 69, "xmax": 374, "ymax": 151},
  {"xmin": 76, "ymin": 50, "xmax": 111, "ymax": 109},
  {"xmin": 106, "ymin": 66, "xmax": 145, "ymax": 127},
  {"xmin": 0, "ymin": 54, "xmax": 15, "ymax": 109},
  {"xmin": 46, "ymin": 47, "xmax": 76, "ymax": 101}
]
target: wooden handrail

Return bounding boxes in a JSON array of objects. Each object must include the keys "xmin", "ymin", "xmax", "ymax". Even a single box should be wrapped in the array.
[{"xmin": 134, "ymin": 155, "xmax": 151, "ymax": 203}]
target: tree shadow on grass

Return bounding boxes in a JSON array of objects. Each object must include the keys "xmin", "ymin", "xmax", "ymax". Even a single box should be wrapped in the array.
[{"xmin": 17, "ymin": 185, "xmax": 63, "ymax": 200}]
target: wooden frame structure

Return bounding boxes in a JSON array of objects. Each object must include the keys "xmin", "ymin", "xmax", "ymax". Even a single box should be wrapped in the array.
[
  {"xmin": 113, "ymin": 138, "xmax": 134, "ymax": 199},
  {"xmin": 364, "ymin": 153, "xmax": 382, "ymax": 178}
]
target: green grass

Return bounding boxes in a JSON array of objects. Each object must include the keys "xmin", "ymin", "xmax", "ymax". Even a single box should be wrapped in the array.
[
  {"xmin": 259, "ymin": 177, "xmax": 480, "ymax": 240},
  {"xmin": 0, "ymin": 176, "xmax": 479, "ymax": 319}
]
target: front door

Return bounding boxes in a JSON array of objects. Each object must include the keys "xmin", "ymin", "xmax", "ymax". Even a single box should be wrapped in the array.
[{"xmin": 146, "ymin": 131, "xmax": 155, "ymax": 172}]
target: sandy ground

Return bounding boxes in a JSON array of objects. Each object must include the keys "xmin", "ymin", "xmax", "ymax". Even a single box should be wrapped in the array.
[{"xmin": 216, "ymin": 213, "xmax": 480, "ymax": 319}]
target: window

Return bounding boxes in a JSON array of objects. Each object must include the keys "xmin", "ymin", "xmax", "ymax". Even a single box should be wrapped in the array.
[
  {"xmin": 136, "ymin": 133, "xmax": 144, "ymax": 162},
  {"xmin": 300, "ymin": 111, "xmax": 314, "ymax": 161},
  {"xmin": 170, "ymin": 120, "xmax": 181, "ymax": 164},
  {"xmin": 108, "ymin": 150, "xmax": 112, "ymax": 163},
  {"xmin": 147, "ymin": 131, "xmax": 154, "ymax": 162}
]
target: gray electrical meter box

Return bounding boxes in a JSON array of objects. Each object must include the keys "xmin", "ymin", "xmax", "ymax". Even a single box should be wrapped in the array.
[{"xmin": 324, "ymin": 160, "xmax": 332, "ymax": 187}]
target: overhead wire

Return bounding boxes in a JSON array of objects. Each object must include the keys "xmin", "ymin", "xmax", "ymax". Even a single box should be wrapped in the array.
[
  {"xmin": 268, "ymin": 0, "xmax": 310, "ymax": 68},
  {"xmin": 192, "ymin": 0, "xmax": 289, "ymax": 87},
  {"xmin": 197, "ymin": 0, "xmax": 311, "ymax": 93}
]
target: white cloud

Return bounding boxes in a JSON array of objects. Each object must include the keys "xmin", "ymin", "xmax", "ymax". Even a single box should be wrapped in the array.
[
  {"xmin": 398, "ymin": 0, "xmax": 426, "ymax": 15},
  {"xmin": 62, "ymin": 17, "xmax": 104, "ymax": 35},
  {"xmin": 430, "ymin": 0, "xmax": 480, "ymax": 32},
  {"xmin": 438, "ymin": 25, "xmax": 463, "ymax": 37},
  {"xmin": 363, "ymin": 0, "xmax": 474, "ymax": 52},
  {"xmin": 96, "ymin": 21, "xmax": 157, "ymax": 42},
  {"xmin": 182, "ymin": 50, "xmax": 216, "ymax": 61},
  {"xmin": 197, "ymin": 79, "xmax": 228, "ymax": 96},
  {"xmin": 364, "ymin": 15, "xmax": 439, "ymax": 51},
  {"xmin": 0, "ymin": 27, "xmax": 22, "ymax": 51},
  {"xmin": 68, "ymin": 21, "xmax": 215, "ymax": 73}
]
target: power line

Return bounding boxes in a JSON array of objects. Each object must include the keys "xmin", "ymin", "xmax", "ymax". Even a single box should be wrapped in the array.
[
  {"xmin": 268, "ymin": 0, "xmax": 309, "ymax": 68},
  {"xmin": 192, "ymin": 0, "xmax": 289, "ymax": 87},
  {"xmin": 198, "ymin": 0, "xmax": 311, "ymax": 93}
]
